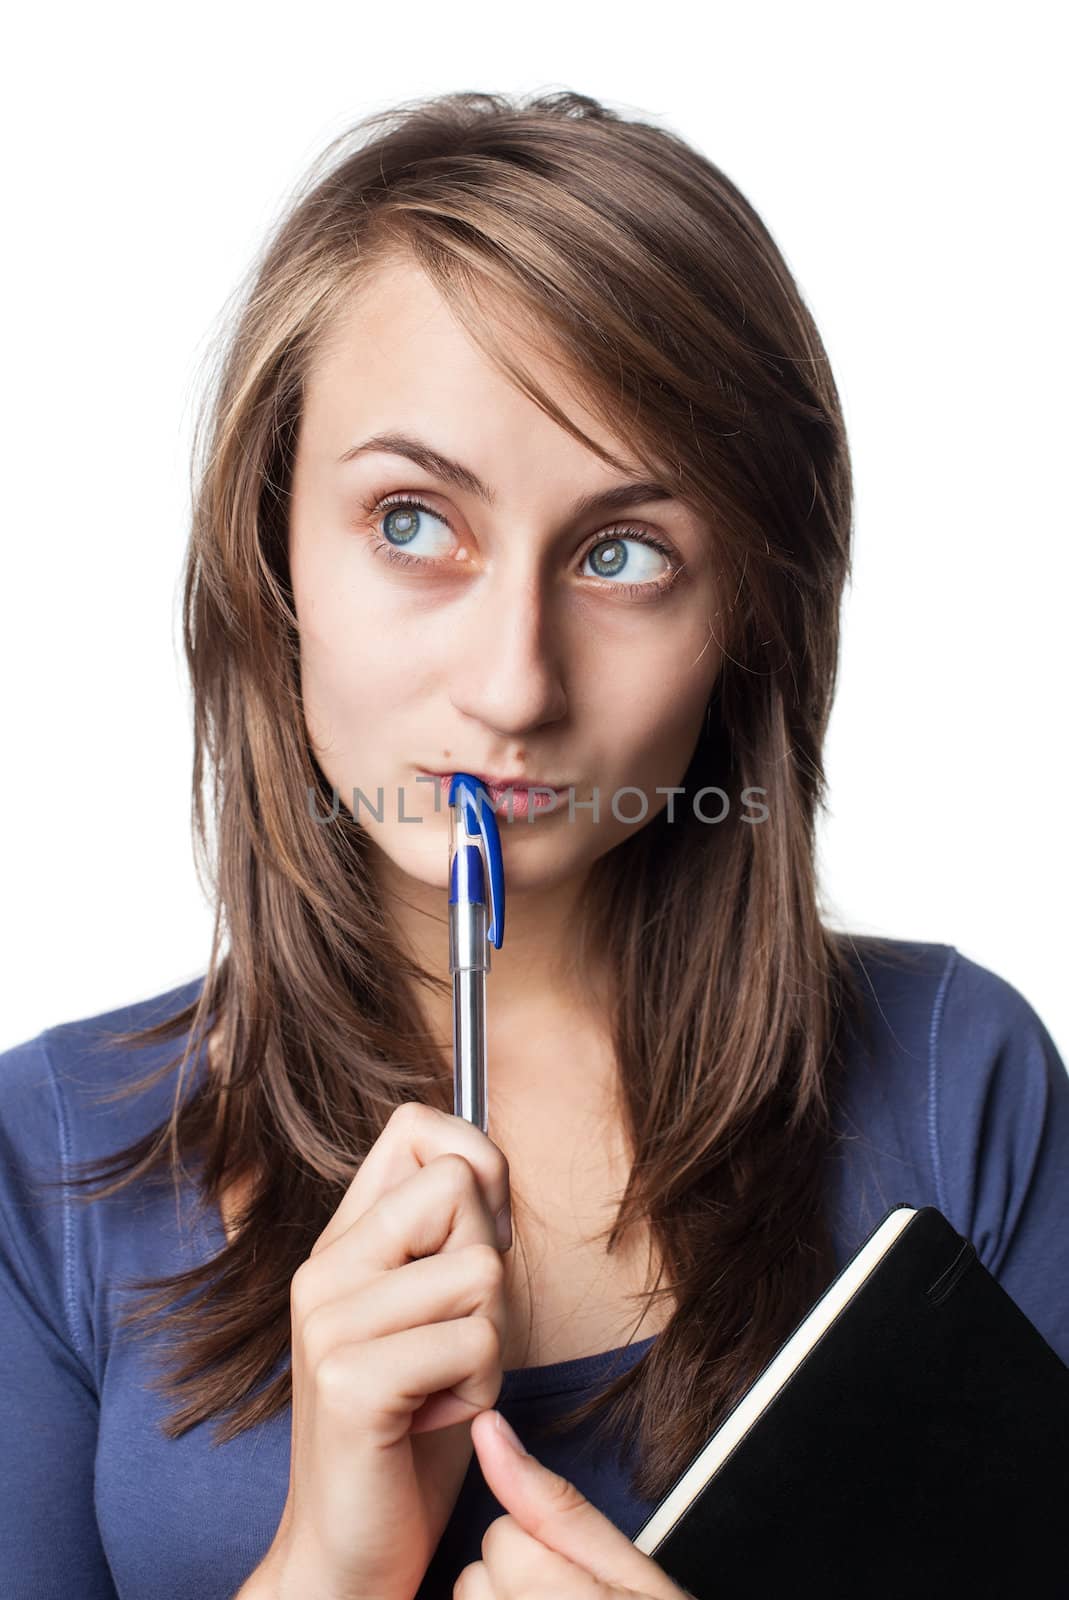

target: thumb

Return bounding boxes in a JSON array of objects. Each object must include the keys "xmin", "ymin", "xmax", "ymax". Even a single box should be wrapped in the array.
[{"xmin": 470, "ymin": 1410, "xmax": 681, "ymax": 1598}]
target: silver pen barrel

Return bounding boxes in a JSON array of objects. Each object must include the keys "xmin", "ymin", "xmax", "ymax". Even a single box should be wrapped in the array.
[{"xmin": 450, "ymin": 896, "xmax": 489, "ymax": 1133}]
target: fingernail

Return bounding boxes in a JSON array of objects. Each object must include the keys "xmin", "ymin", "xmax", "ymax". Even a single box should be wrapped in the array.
[
  {"xmin": 495, "ymin": 1204, "xmax": 512, "ymax": 1250},
  {"xmin": 494, "ymin": 1410, "xmax": 527, "ymax": 1454}
]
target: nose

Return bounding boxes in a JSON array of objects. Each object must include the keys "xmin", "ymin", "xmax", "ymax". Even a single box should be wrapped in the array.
[{"xmin": 446, "ymin": 556, "xmax": 568, "ymax": 738}]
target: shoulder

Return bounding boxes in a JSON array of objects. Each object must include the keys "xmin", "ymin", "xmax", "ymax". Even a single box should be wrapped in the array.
[
  {"xmin": 837, "ymin": 933, "xmax": 956, "ymax": 1045},
  {"xmin": 834, "ymin": 933, "xmax": 1065, "ymax": 1192},
  {"xmin": 831, "ymin": 935, "xmax": 1069, "ymax": 1360},
  {"xmin": 835, "ymin": 933, "xmax": 1062, "ymax": 1076},
  {"xmin": 838, "ymin": 935, "xmax": 1065, "ymax": 1171},
  {"xmin": 0, "ymin": 974, "xmax": 209, "ymax": 1211},
  {"xmin": 925, "ymin": 946, "xmax": 1067, "ymax": 1273},
  {"xmin": 0, "ymin": 976, "xmax": 211, "ymax": 1380}
]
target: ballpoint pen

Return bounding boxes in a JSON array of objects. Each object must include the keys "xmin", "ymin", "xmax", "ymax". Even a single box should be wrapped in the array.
[{"xmin": 447, "ymin": 772, "xmax": 505, "ymax": 1134}]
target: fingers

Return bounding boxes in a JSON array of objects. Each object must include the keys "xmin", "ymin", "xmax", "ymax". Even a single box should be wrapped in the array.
[
  {"xmin": 455, "ymin": 1515, "xmax": 622, "ymax": 1599},
  {"xmin": 298, "ymin": 1240, "xmax": 507, "ymax": 1362},
  {"xmin": 310, "ymin": 1102, "xmax": 511, "ymax": 1260},
  {"xmin": 310, "ymin": 1314, "xmax": 504, "ymax": 1436},
  {"xmin": 299, "ymin": 1148, "xmax": 507, "ymax": 1316}
]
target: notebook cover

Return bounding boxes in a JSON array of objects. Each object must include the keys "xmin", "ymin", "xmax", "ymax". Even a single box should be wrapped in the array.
[{"xmin": 636, "ymin": 1205, "xmax": 1069, "ymax": 1598}]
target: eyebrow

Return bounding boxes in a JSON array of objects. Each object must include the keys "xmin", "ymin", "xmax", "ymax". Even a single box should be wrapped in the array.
[{"xmin": 336, "ymin": 431, "xmax": 676, "ymax": 520}]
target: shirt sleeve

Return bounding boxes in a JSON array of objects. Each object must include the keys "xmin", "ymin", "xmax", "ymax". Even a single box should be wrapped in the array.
[
  {"xmin": 933, "ymin": 948, "xmax": 1069, "ymax": 1366},
  {"xmin": 0, "ymin": 1031, "xmax": 120, "ymax": 1599}
]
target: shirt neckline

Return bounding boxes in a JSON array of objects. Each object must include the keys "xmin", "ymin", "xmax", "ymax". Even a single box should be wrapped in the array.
[{"xmin": 499, "ymin": 1332, "xmax": 657, "ymax": 1398}]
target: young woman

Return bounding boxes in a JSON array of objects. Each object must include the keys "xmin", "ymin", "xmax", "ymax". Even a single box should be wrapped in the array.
[{"xmin": 2, "ymin": 89, "xmax": 1066, "ymax": 1600}]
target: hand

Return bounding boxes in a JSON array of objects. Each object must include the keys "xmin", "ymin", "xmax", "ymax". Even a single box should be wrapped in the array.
[
  {"xmin": 453, "ymin": 1409, "xmax": 695, "ymax": 1599},
  {"xmin": 253, "ymin": 1102, "xmax": 513, "ymax": 1600}
]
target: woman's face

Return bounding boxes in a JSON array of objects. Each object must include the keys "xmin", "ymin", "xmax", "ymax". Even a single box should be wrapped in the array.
[{"xmin": 288, "ymin": 255, "xmax": 724, "ymax": 905}]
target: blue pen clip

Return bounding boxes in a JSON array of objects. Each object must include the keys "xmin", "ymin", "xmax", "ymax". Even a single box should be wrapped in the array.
[{"xmin": 447, "ymin": 772, "xmax": 505, "ymax": 948}]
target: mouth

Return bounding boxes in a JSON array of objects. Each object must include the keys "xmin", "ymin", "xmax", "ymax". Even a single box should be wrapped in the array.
[{"xmin": 416, "ymin": 768, "xmax": 571, "ymax": 811}]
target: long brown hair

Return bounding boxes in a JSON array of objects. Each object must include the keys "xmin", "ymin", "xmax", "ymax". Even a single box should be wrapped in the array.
[{"xmin": 47, "ymin": 88, "xmax": 910, "ymax": 1503}]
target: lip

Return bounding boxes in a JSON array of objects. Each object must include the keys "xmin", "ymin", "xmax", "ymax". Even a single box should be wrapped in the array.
[{"xmin": 417, "ymin": 767, "xmax": 570, "ymax": 795}]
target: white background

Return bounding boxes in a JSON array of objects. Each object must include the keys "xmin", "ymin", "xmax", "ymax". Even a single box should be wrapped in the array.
[{"xmin": 2, "ymin": 1, "xmax": 1066, "ymax": 1061}]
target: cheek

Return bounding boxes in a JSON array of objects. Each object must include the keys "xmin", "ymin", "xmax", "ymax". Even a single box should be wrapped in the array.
[
  {"xmin": 290, "ymin": 551, "xmax": 385, "ymax": 748},
  {"xmin": 291, "ymin": 514, "xmax": 362, "ymax": 637},
  {"xmin": 634, "ymin": 704, "xmax": 705, "ymax": 779},
  {"xmin": 290, "ymin": 513, "xmax": 386, "ymax": 662},
  {"xmin": 291, "ymin": 544, "xmax": 449, "ymax": 770},
  {"xmin": 612, "ymin": 646, "xmax": 717, "ymax": 742}
]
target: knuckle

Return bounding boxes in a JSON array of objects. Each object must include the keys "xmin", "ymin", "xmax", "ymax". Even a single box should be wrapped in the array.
[
  {"xmin": 437, "ymin": 1150, "xmax": 477, "ymax": 1191},
  {"xmin": 482, "ymin": 1513, "xmax": 514, "ymax": 1560},
  {"xmin": 391, "ymin": 1100, "xmax": 430, "ymax": 1135},
  {"xmin": 289, "ymin": 1262, "xmax": 317, "ymax": 1324},
  {"xmin": 314, "ymin": 1347, "xmax": 359, "ymax": 1413},
  {"xmin": 470, "ymin": 1241, "xmax": 506, "ymax": 1293},
  {"xmin": 298, "ymin": 1298, "xmax": 334, "ymax": 1366},
  {"xmin": 544, "ymin": 1473, "xmax": 588, "ymax": 1516},
  {"xmin": 452, "ymin": 1559, "xmax": 482, "ymax": 1595},
  {"xmin": 469, "ymin": 1312, "xmax": 501, "ymax": 1362},
  {"xmin": 375, "ymin": 1188, "xmax": 414, "ymax": 1249}
]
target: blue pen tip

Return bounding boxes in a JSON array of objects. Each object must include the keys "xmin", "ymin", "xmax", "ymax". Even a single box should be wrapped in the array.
[{"xmin": 447, "ymin": 771, "xmax": 505, "ymax": 947}]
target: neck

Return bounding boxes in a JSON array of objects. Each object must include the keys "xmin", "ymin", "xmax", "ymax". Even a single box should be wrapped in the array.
[{"xmin": 371, "ymin": 835, "xmax": 612, "ymax": 1046}]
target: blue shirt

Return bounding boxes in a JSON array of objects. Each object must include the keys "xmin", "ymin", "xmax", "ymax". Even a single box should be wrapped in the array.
[{"xmin": 1, "ymin": 939, "xmax": 1067, "ymax": 1599}]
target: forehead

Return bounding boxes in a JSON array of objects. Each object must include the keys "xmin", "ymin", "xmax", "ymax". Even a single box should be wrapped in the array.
[{"xmin": 303, "ymin": 255, "xmax": 654, "ymax": 481}]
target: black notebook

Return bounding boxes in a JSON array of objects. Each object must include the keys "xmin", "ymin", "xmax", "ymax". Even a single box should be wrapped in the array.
[{"xmin": 631, "ymin": 1204, "xmax": 1069, "ymax": 1599}]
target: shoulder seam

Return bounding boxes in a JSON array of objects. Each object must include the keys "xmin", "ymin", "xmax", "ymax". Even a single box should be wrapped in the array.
[
  {"xmin": 37, "ymin": 1030, "xmax": 91, "ymax": 1373},
  {"xmin": 927, "ymin": 944, "xmax": 961, "ymax": 1221}
]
